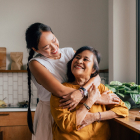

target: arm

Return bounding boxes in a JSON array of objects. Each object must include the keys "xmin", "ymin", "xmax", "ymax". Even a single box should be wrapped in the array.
[
  {"xmin": 76, "ymin": 84, "xmax": 100, "ymax": 126},
  {"xmin": 83, "ymin": 76, "xmax": 120, "ymax": 105},
  {"xmin": 59, "ymin": 75, "xmax": 101, "ymax": 110},
  {"xmin": 29, "ymin": 60, "xmax": 78, "ymax": 97},
  {"xmin": 78, "ymin": 100, "xmax": 128, "ymax": 130},
  {"xmin": 95, "ymin": 90, "xmax": 120, "ymax": 105},
  {"xmin": 50, "ymin": 94, "xmax": 77, "ymax": 133},
  {"xmin": 99, "ymin": 84, "xmax": 129, "ymax": 117},
  {"xmin": 83, "ymin": 74, "xmax": 101, "ymax": 90},
  {"xmin": 78, "ymin": 85, "xmax": 129, "ymax": 130},
  {"xmin": 92, "ymin": 110, "xmax": 120, "ymax": 121},
  {"xmin": 78, "ymin": 110, "xmax": 120, "ymax": 130},
  {"xmin": 50, "ymin": 84, "xmax": 100, "ymax": 132}
]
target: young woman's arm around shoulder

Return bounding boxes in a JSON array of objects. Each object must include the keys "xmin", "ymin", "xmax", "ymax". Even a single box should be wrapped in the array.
[
  {"xmin": 29, "ymin": 60, "xmax": 75, "ymax": 97},
  {"xmin": 30, "ymin": 60, "xmax": 101, "ymax": 110}
]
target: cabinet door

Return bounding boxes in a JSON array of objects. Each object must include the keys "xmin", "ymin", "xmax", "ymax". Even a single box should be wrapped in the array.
[
  {"xmin": 0, "ymin": 126, "xmax": 32, "ymax": 140},
  {"xmin": 0, "ymin": 131, "xmax": 3, "ymax": 140}
]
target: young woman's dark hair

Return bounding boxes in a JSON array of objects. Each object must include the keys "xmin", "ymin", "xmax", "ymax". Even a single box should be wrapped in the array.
[
  {"xmin": 25, "ymin": 23, "xmax": 53, "ymax": 134},
  {"xmin": 67, "ymin": 46, "xmax": 101, "ymax": 83}
]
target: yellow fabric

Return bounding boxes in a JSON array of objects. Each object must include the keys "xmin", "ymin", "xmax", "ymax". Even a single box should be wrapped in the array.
[{"xmin": 50, "ymin": 83, "xmax": 128, "ymax": 140}]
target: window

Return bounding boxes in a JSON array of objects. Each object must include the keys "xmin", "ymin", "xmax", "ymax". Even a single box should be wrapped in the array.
[{"xmin": 137, "ymin": 0, "xmax": 140, "ymax": 84}]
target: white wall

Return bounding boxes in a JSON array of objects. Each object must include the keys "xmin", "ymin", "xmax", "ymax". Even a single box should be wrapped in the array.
[
  {"xmin": 109, "ymin": 0, "xmax": 136, "ymax": 83},
  {"xmin": 0, "ymin": 0, "xmax": 108, "ymax": 70}
]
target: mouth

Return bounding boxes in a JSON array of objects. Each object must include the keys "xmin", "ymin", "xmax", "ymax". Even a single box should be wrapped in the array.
[
  {"xmin": 74, "ymin": 65, "xmax": 84, "ymax": 69},
  {"xmin": 51, "ymin": 48, "xmax": 58, "ymax": 54}
]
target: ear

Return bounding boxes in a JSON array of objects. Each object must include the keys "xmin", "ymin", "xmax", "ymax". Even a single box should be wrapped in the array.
[
  {"xmin": 91, "ymin": 68, "xmax": 96, "ymax": 74},
  {"xmin": 32, "ymin": 47, "xmax": 37, "ymax": 52}
]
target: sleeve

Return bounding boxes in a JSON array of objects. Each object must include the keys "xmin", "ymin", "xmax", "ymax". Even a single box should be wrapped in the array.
[
  {"xmin": 99, "ymin": 84, "xmax": 129, "ymax": 117},
  {"xmin": 50, "ymin": 95, "xmax": 77, "ymax": 133}
]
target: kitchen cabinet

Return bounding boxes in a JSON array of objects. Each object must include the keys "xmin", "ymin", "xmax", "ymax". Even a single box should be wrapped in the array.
[
  {"xmin": 0, "ymin": 111, "xmax": 35, "ymax": 140},
  {"xmin": 109, "ymin": 109, "xmax": 140, "ymax": 140},
  {"xmin": 0, "ymin": 131, "xmax": 2, "ymax": 139}
]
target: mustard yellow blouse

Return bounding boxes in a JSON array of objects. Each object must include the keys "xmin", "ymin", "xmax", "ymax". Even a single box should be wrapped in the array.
[{"xmin": 50, "ymin": 83, "xmax": 128, "ymax": 140}]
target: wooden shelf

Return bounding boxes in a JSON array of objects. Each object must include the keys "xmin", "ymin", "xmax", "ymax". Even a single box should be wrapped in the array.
[
  {"xmin": 99, "ymin": 69, "xmax": 108, "ymax": 73},
  {"xmin": 0, "ymin": 70, "xmax": 27, "ymax": 73}
]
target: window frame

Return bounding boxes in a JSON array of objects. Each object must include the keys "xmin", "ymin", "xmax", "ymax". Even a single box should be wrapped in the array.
[{"xmin": 136, "ymin": 0, "xmax": 140, "ymax": 84}]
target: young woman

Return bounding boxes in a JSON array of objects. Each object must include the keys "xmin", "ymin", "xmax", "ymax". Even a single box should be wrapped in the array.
[
  {"xmin": 50, "ymin": 46, "xmax": 128, "ymax": 140},
  {"xmin": 25, "ymin": 23, "xmax": 120, "ymax": 140}
]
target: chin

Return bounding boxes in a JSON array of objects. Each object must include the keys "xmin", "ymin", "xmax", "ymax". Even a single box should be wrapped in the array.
[{"xmin": 72, "ymin": 71, "xmax": 83, "ymax": 77}]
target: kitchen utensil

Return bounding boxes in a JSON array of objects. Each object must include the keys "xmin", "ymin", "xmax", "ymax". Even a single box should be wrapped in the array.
[
  {"xmin": 0, "ymin": 47, "xmax": 6, "ymax": 70},
  {"xmin": 18, "ymin": 100, "xmax": 28, "ymax": 108},
  {"xmin": 0, "ymin": 100, "xmax": 6, "ymax": 107}
]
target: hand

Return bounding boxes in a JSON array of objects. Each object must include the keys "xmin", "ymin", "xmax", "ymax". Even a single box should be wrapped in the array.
[
  {"xmin": 96, "ymin": 91, "xmax": 120, "ymax": 105},
  {"xmin": 88, "ymin": 84, "xmax": 101, "ymax": 104},
  {"xmin": 59, "ymin": 90, "xmax": 83, "ymax": 111},
  {"xmin": 78, "ymin": 112, "xmax": 95, "ymax": 130}
]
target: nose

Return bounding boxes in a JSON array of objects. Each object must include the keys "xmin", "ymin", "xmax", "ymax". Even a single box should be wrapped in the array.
[
  {"xmin": 50, "ymin": 43, "xmax": 56, "ymax": 50},
  {"xmin": 77, "ymin": 58, "xmax": 83, "ymax": 63}
]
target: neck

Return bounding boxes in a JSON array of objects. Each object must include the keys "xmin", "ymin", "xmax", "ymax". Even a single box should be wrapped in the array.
[{"xmin": 72, "ymin": 76, "xmax": 90, "ymax": 86}]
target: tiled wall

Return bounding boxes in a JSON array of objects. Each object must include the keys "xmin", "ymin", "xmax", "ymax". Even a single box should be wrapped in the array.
[
  {"xmin": 0, "ymin": 72, "xmax": 108, "ymax": 106},
  {"xmin": 99, "ymin": 73, "xmax": 109, "ymax": 85},
  {"xmin": 0, "ymin": 73, "xmax": 37, "ymax": 106}
]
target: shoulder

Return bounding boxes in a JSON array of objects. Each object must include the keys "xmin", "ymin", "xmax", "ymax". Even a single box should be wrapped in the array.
[
  {"xmin": 29, "ymin": 54, "xmax": 45, "ymax": 65},
  {"xmin": 29, "ymin": 57, "xmax": 46, "ymax": 70},
  {"xmin": 60, "ymin": 47, "xmax": 74, "ymax": 53},
  {"xmin": 60, "ymin": 47, "xmax": 75, "ymax": 58},
  {"xmin": 60, "ymin": 47, "xmax": 75, "ymax": 61},
  {"xmin": 29, "ymin": 54, "xmax": 53, "ymax": 71}
]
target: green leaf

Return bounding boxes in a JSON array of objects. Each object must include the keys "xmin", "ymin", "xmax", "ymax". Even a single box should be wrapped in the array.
[
  {"xmin": 117, "ymin": 85, "xmax": 131, "ymax": 91},
  {"xmin": 130, "ymin": 85, "xmax": 138, "ymax": 90},
  {"xmin": 124, "ymin": 101, "xmax": 131, "ymax": 109},
  {"xmin": 124, "ymin": 86, "xmax": 131, "ymax": 91},
  {"xmin": 105, "ymin": 84, "xmax": 116, "ymax": 92},
  {"xmin": 122, "ymin": 83, "xmax": 131, "ymax": 87},
  {"xmin": 116, "ymin": 92, "xmax": 125, "ymax": 98},
  {"xmin": 126, "ymin": 90, "xmax": 139, "ymax": 94},
  {"xmin": 122, "ymin": 82, "xmax": 136, "ymax": 87},
  {"xmin": 110, "ymin": 81, "xmax": 122, "ymax": 86},
  {"xmin": 137, "ymin": 85, "xmax": 140, "ymax": 92},
  {"xmin": 130, "ymin": 94, "xmax": 140, "ymax": 104}
]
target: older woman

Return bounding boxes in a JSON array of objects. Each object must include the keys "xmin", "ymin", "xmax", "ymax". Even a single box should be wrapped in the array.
[{"xmin": 50, "ymin": 46, "xmax": 128, "ymax": 140}]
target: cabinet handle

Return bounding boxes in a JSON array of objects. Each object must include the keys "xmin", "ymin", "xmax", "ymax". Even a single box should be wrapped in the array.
[{"xmin": 0, "ymin": 113, "xmax": 9, "ymax": 116}]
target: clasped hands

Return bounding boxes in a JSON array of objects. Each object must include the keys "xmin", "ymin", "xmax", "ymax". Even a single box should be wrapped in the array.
[{"xmin": 59, "ymin": 84, "xmax": 120, "ymax": 110}]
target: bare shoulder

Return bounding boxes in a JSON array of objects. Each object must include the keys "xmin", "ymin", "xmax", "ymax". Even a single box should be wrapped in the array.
[
  {"xmin": 29, "ymin": 60, "xmax": 45, "ymax": 72},
  {"xmin": 28, "ymin": 60, "xmax": 52, "ymax": 85}
]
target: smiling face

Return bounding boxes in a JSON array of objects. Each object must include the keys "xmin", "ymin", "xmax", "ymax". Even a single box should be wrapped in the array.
[
  {"xmin": 33, "ymin": 31, "xmax": 60, "ymax": 59},
  {"xmin": 71, "ymin": 50, "xmax": 95, "ymax": 80}
]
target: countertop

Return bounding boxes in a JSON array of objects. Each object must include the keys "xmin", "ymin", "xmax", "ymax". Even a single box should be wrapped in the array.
[
  {"xmin": 114, "ymin": 108, "xmax": 140, "ymax": 134},
  {"xmin": 0, "ymin": 105, "xmax": 36, "ymax": 112}
]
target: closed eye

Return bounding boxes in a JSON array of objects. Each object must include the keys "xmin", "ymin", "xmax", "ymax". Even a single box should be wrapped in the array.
[
  {"xmin": 52, "ymin": 38, "xmax": 56, "ymax": 43},
  {"xmin": 75, "ymin": 56, "xmax": 80, "ymax": 59},
  {"xmin": 84, "ymin": 58, "xmax": 89, "ymax": 61},
  {"xmin": 44, "ymin": 45, "xmax": 50, "ymax": 50}
]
